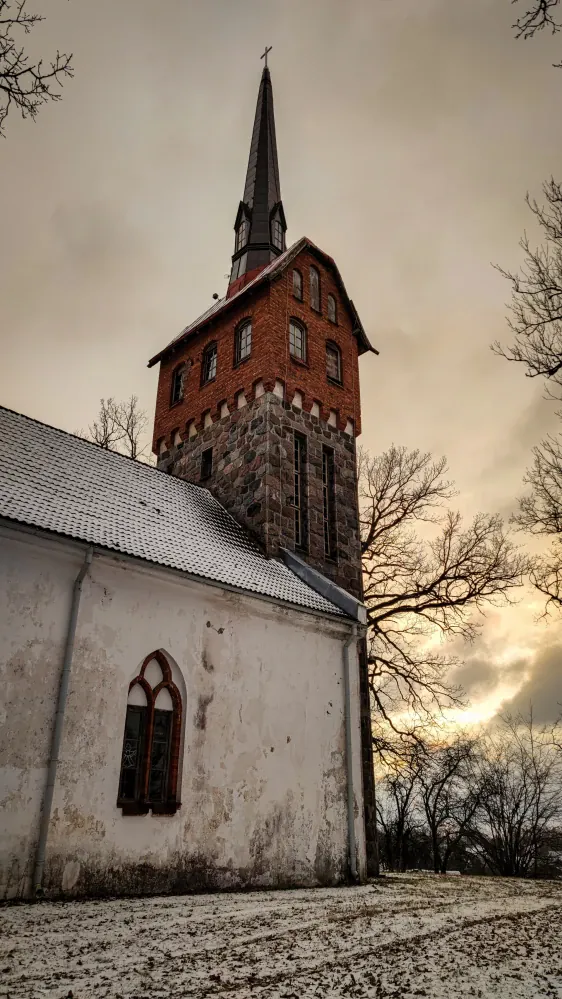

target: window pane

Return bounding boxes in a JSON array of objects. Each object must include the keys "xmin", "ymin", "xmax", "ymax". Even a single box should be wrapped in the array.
[
  {"xmin": 236, "ymin": 322, "xmax": 252, "ymax": 363},
  {"xmin": 271, "ymin": 219, "xmax": 283, "ymax": 250},
  {"xmin": 326, "ymin": 345, "xmax": 341, "ymax": 382},
  {"xmin": 201, "ymin": 447, "xmax": 213, "ymax": 479},
  {"xmin": 293, "ymin": 270, "xmax": 302, "ymax": 299},
  {"xmin": 148, "ymin": 709, "xmax": 172, "ymax": 802},
  {"xmin": 323, "ymin": 448, "xmax": 336, "ymax": 558},
  {"xmin": 294, "ymin": 433, "xmax": 307, "ymax": 550},
  {"xmin": 119, "ymin": 705, "xmax": 146, "ymax": 802},
  {"xmin": 171, "ymin": 366, "xmax": 184, "ymax": 405},
  {"xmin": 289, "ymin": 321, "xmax": 305, "ymax": 361},
  {"xmin": 203, "ymin": 344, "xmax": 217, "ymax": 383},
  {"xmin": 236, "ymin": 218, "xmax": 249, "ymax": 252},
  {"xmin": 310, "ymin": 267, "xmax": 320, "ymax": 311},
  {"xmin": 328, "ymin": 295, "xmax": 337, "ymax": 323}
]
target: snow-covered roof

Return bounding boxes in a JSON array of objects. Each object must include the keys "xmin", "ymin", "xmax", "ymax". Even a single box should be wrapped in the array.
[
  {"xmin": 0, "ymin": 406, "xmax": 346, "ymax": 618},
  {"xmin": 147, "ymin": 237, "xmax": 376, "ymax": 366}
]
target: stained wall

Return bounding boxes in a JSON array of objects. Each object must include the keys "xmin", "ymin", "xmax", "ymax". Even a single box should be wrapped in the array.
[{"xmin": 0, "ymin": 526, "xmax": 366, "ymax": 899}]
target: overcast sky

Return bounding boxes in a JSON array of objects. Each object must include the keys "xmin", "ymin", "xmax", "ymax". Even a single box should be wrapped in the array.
[{"xmin": 2, "ymin": 0, "xmax": 562, "ymax": 723}]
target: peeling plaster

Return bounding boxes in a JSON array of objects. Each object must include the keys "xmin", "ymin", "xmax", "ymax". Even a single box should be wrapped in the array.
[{"xmin": 0, "ymin": 528, "xmax": 366, "ymax": 899}]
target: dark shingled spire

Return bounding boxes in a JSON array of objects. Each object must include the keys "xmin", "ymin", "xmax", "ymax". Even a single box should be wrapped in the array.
[{"xmin": 228, "ymin": 64, "xmax": 287, "ymax": 294}]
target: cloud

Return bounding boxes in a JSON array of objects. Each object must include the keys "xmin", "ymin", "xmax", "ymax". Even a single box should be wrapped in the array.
[{"xmin": 500, "ymin": 643, "xmax": 562, "ymax": 723}]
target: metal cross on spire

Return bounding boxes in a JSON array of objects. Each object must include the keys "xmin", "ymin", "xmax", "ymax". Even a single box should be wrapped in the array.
[{"xmin": 260, "ymin": 45, "xmax": 272, "ymax": 68}]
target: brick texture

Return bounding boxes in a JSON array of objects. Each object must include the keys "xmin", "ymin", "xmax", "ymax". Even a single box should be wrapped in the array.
[{"xmin": 152, "ymin": 247, "xmax": 363, "ymax": 455}]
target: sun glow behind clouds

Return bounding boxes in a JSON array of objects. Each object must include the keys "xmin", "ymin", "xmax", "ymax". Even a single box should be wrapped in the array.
[{"xmin": 444, "ymin": 643, "xmax": 535, "ymax": 727}]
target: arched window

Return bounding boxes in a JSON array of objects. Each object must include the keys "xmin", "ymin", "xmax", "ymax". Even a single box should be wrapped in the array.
[
  {"xmin": 235, "ymin": 217, "xmax": 249, "ymax": 252},
  {"xmin": 271, "ymin": 217, "xmax": 284, "ymax": 250},
  {"xmin": 201, "ymin": 341, "xmax": 217, "ymax": 384},
  {"xmin": 289, "ymin": 319, "xmax": 307, "ymax": 362},
  {"xmin": 117, "ymin": 650, "xmax": 182, "ymax": 815},
  {"xmin": 309, "ymin": 266, "xmax": 320, "ymax": 312},
  {"xmin": 326, "ymin": 341, "xmax": 342, "ymax": 384},
  {"xmin": 170, "ymin": 363, "xmax": 185, "ymax": 406},
  {"xmin": 293, "ymin": 269, "xmax": 303, "ymax": 300},
  {"xmin": 327, "ymin": 294, "xmax": 337, "ymax": 324},
  {"xmin": 235, "ymin": 319, "xmax": 252, "ymax": 364}
]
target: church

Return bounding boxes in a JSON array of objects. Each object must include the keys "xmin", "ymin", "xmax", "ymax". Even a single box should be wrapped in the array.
[{"xmin": 0, "ymin": 59, "xmax": 377, "ymax": 899}]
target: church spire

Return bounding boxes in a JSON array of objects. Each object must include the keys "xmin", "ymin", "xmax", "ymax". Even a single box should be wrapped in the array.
[{"xmin": 228, "ymin": 52, "xmax": 287, "ymax": 293}]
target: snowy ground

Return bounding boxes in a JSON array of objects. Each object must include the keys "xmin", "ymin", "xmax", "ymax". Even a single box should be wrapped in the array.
[{"xmin": 2, "ymin": 874, "xmax": 562, "ymax": 998}]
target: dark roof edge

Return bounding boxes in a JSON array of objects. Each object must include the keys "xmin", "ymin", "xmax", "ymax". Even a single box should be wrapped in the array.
[{"xmin": 280, "ymin": 548, "xmax": 367, "ymax": 624}]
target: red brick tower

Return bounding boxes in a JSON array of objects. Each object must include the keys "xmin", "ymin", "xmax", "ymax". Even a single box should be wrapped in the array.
[
  {"xmin": 149, "ymin": 61, "xmax": 379, "ymax": 873},
  {"xmin": 150, "ymin": 64, "xmax": 377, "ymax": 599}
]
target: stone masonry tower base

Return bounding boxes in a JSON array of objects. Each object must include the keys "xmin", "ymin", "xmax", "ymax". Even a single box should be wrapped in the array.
[{"xmin": 158, "ymin": 392, "xmax": 362, "ymax": 599}]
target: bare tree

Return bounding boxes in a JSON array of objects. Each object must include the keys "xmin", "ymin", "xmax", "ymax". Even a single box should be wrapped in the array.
[
  {"xmin": 418, "ymin": 735, "xmax": 480, "ymax": 874},
  {"xmin": 376, "ymin": 743, "xmax": 425, "ymax": 872},
  {"xmin": 493, "ymin": 179, "xmax": 562, "ymax": 397},
  {"xmin": 468, "ymin": 711, "xmax": 562, "ymax": 877},
  {"xmin": 494, "ymin": 180, "xmax": 562, "ymax": 609},
  {"xmin": 115, "ymin": 395, "xmax": 149, "ymax": 461},
  {"xmin": 0, "ymin": 0, "xmax": 73, "ymax": 137},
  {"xmin": 84, "ymin": 396, "xmax": 150, "ymax": 461},
  {"xmin": 359, "ymin": 446, "xmax": 528, "ymax": 745}
]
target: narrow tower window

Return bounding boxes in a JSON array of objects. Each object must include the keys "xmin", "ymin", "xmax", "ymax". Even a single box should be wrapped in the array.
[
  {"xmin": 201, "ymin": 447, "xmax": 213, "ymax": 480},
  {"xmin": 327, "ymin": 294, "xmax": 337, "ymax": 324},
  {"xmin": 235, "ymin": 320, "xmax": 252, "ymax": 364},
  {"xmin": 289, "ymin": 319, "xmax": 307, "ymax": 363},
  {"xmin": 271, "ymin": 218, "xmax": 284, "ymax": 250},
  {"xmin": 170, "ymin": 364, "xmax": 185, "ymax": 406},
  {"xmin": 322, "ymin": 446, "xmax": 337, "ymax": 559},
  {"xmin": 293, "ymin": 269, "xmax": 303, "ymax": 300},
  {"xmin": 201, "ymin": 342, "xmax": 217, "ymax": 384},
  {"xmin": 326, "ymin": 342, "xmax": 342, "ymax": 384},
  {"xmin": 293, "ymin": 433, "xmax": 308, "ymax": 551},
  {"xmin": 309, "ymin": 266, "xmax": 320, "ymax": 312}
]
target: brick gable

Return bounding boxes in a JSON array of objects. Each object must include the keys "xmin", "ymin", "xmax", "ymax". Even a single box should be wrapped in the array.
[{"xmin": 152, "ymin": 246, "xmax": 363, "ymax": 453}]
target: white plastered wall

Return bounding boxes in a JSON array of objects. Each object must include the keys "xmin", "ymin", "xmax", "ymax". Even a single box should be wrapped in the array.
[{"xmin": 0, "ymin": 525, "xmax": 366, "ymax": 898}]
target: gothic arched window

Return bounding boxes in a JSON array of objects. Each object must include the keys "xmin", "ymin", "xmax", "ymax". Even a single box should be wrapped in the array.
[
  {"xmin": 289, "ymin": 319, "xmax": 307, "ymax": 363},
  {"xmin": 309, "ymin": 266, "xmax": 320, "ymax": 312},
  {"xmin": 235, "ymin": 319, "xmax": 252, "ymax": 364},
  {"xmin": 201, "ymin": 342, "xmax": 217, "ymax": 385},
  {"xmin": 326, "ymin": 341, "xmax": 342, "ymax": 384},
  {"xmin": 327, "ymin": 294, "xmax": 337, "ymax": 324},
  {"xmin": 170, "ymin": 363, "xmax": 185, "ymax": 406},
  {"xmin": 117, "ymin": 650, "xmax": 182, "ymax": 815},
  {"xmin": 293, "ymin": 269, "xmax": 303, "ymax": 301},
  {"xmin": 235, "ymin": 217, "xmax": 249, "ymax": 252}
]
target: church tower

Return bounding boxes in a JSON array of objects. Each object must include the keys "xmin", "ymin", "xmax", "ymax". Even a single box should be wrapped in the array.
[
  {"xmin": 149, "ymin": 58, "xmax": 378, "ymax": 873},
  {"xmin": 149, "ymin": 60, "xmax": 377, "ymax": 601}
]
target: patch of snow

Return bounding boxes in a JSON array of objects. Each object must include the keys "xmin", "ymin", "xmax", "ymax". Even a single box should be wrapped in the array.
[{"xmin": 1, "ymin": 874, "xmax": 562, "ymax": 997}]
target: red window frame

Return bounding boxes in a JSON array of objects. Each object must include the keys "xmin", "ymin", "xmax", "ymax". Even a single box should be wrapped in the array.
[{"xmin": 117, "ymin": 650, "xmax": 183, "ymax": 816}]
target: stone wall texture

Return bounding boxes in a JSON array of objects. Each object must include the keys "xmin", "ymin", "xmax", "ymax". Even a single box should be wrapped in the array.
[{"xmin": 159, "ymin": 393, "xmax": 362, "ymax": 598}]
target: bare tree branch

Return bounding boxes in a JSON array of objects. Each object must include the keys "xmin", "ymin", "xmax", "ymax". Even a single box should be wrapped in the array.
[
  {"xmin": 512, "ymin": 0, "xmax": 562, "ymax": 40},
  {"xmin": 0, "ymin": 0, "xmax": 73, "ymax": 137},
  {"xmin": 468, "ymin": 710, "xmax": 562, "ymax": 876},
  {"xmin": 360, "ymin": 446, "xmax": 528, "ymax": 745},
  {"xmin": 493, "ymin": 179, "xmax": 562, "ymax": 397},
  {"xmin": 82, "ymin": 396, "xmax": 151, "ymax": 461}
]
